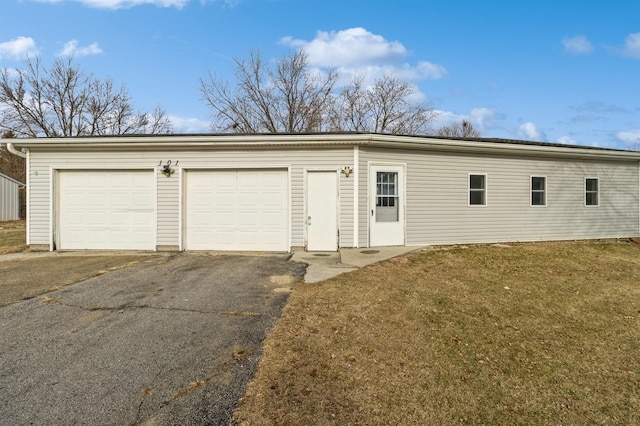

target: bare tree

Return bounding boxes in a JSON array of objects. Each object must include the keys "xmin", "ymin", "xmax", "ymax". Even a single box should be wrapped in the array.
[
  {"xmin": 0, "ymin": 130, "xmax": 26, "ymax": 218},
  {"xmin": 201, "ymin": 49, "xmax": 447, "ymax": 136},
  {"xmin": 0, "ymin": 130, "xmax": 25, "ymax": 183},
  {"xmin": 200, "ymin": 50, "xmax": 337, "ymax": 133},
  {"xmin": 331, "ymin": 75, "xmax": 437, "ymax": 134},
  {"xmin": 0, "ymin": 56, "xmax": 172, "ymax": 137},
  {"xmin": 435, "ymin": 119, "xmax": 481, "ymax": 138}
]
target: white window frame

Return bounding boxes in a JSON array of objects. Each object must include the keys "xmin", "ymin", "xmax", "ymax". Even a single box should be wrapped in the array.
[
  {"xmin": 585, "ymin": 177, "xmax": 599, "ymax": 207},
  {"xmin": 530, "ymin": 175, "xmax": 547, "ymax": 207},
  {"xmin": 468, "ymin": 173, "xmax": 487, "ymax": 207}
]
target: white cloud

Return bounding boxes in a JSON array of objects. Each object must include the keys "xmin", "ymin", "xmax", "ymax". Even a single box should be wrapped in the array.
[
  {"xmin": 57, "ymin": 40, "xmax": 103, "ymax": 57},
  {"xmin": 469, "ymin": 108, "xmax": 502, "ymax": 132},
  {"xmin": 562, "ymin": 35, "xmax": 593, "ymax": 54},
  {"xmin": 429, "ymin": 107, "xmax": 504, "ymax": 135},
  {"xmin": 280, "ymin": 27, "xmax": 447, "ymax": 86},
  {"xmin": 169, "ymin": 115, "xmax": 210, "ymax": 133},
  {"xmin": 429, "ymin": 109, "xmax": 465, "ymax": 129},
  {"xmin": 31, "ymin": 0, "xmax": 188, "ymax": 9},
  {"xmin": 621, "ymin": 32, "xmax": 640, "ymax": 59},
  {"xmin": 282, "ymin": 27, "xmax": 407, "ymax": 67},
  {"xmin": 556, "ymin": 136, "xmax": 576, "ymax": 145},
  {"xmin": 519, "ymin": 122, "xmax": 545, "ymax": 141},
  {"xmin": 616, "ymin": 129, "xmax": 640, "ymax": 144},
  {"xmin": 399, "ymin": 61, "xmax": 447, "ymax": 80},
  {"xmin": 0, "ymin": 36, "xmax": 38, "ymax": 59}
]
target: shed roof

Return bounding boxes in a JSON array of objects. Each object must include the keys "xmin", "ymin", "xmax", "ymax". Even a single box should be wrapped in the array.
[
  {"xmin": 10, "ymin": 132, "xmax": 640, "ymax": 161},
  {"xmin": 0, "ymin": 173, "xmax": 24, "ymax": 186}
]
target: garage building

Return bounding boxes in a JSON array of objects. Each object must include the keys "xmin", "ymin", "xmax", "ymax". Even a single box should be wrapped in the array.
[{"xmin": 8, "ymin": 133, "xmax": 640, "ymax": 252}]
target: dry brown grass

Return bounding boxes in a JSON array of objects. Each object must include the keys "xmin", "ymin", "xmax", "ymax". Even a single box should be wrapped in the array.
[
  {"xmin": 233, "ymin": 241, "xmax": 640, "ymax": 425},
  {"xmin": 0, "ymin": 220, "xmax": 27, "ymax": 254},
  {"xmin": 0, "ymin": 255, "xmax": 149, "ymax": 307}
]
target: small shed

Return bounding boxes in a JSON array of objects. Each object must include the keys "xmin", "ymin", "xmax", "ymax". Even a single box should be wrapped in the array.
[{"xmin": 0, "ymin": 172, "xmax": 25, "ymax": 221}]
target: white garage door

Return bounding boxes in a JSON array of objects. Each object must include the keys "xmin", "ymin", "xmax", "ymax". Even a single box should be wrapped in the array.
[
  {"xmin": 185, "ymin": 169, "xmax": 289, "ymax": 251},
  {"xmin": 58, "ymin": 170, "xmax": 156, "ymax": 250}
]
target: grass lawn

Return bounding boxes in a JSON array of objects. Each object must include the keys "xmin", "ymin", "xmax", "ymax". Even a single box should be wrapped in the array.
[
  {"xmin": 0, "ymin": 220, "xmax": 27, "ymax": 254},
  {"xmin": 233, "ymin": 241, "xmax": 640, "ymax": 425}
]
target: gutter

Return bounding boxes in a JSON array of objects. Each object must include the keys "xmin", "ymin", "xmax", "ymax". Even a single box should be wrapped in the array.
[{"xmin": 6, "ymin": 142, "xmax": 27, "ymax": 159}]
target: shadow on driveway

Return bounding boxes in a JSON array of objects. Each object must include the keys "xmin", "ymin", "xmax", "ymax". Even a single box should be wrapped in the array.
[{"xmin": 0, "ymin": 253, "xmax": 306, "ymax": 425}]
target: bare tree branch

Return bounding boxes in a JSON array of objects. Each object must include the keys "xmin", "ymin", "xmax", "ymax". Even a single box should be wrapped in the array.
[
  {"xmin": 0, "ymin": 56, "xmax": 172, "ymax": 137},
  {"xmin": 201, "ymin": 49, "xmax": 337, "ymax": 133},
  {"xmin": 0, "ymin": 131, "xmax": 25, "ymax": 184},
  {"xmin": 435, "ymin": 119, "xmax": 481, "ymax": 138},
  {"xmin": 201, "ymin": 48, "xmax": 444, "ymax": 136},
  {"xmin": 332, "ymin": 74, "xmax": 437, "ymax": 135}
]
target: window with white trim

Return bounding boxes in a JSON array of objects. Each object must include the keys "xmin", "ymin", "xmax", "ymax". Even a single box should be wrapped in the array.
[
  {"xmin": 469, "ymin": 174, "xmax": 486, "ymax": 206},
  {"xmin": 585, "ymin": 178, "xmax": 599, "ymax": 206},
  {"xmin": 531, "ymin": 176, "xmax": 546, "ymax": 206}
]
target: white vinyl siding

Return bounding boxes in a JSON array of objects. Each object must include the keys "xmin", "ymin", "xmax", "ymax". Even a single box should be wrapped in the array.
[
  {"xmin": 22, "ymin": 137, "xmax": 640, "ymax": 251},
  {"xmin": 358, "ymin": 147, "xmax": 639, "ymax": 246},
  {"xmin": 157, "ymin": 165, "xmax": 180, "ymax": 247},
  {"xmin": 27, "ymin": 147, "xmax": 355, "ymax": 250}
]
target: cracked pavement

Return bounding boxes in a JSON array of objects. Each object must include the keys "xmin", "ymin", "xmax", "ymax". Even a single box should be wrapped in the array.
[{"xmin": 0, "ymin": 253, "xmax": 306, "ymax": 426}]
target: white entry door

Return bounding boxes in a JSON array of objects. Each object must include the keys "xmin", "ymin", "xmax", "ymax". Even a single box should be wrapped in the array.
[
  {"xmin": 369, "ymin": 165, "xmax": 405, "ymax": 246},
  {"xmin": 306, "ymin": 171, "xmax": 338, "ymax": 251},
  {"xmin": 184, "ymin": 169, "xmax": 289, "ymax": 251}
]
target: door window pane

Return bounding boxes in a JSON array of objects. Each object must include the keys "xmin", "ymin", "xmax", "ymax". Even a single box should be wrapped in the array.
[{"xmin": 376, "ymin": 172, "xmax": 399, "ymax": 222}]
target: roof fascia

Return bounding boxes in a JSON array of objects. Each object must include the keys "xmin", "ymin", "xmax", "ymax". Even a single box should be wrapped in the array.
[
  {"xmin": 9, "ymin": 133, "xmax": 369, "ymax": 148},
  {"xmin": 368, "ymin": 134, "xmax": 640, "ymax": 161},
  {"xmin": 9, "ymin": 133, "xmax": 640, "ymax": 161}
]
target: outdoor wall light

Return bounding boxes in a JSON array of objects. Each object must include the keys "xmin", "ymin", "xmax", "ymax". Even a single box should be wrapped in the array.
[
  {"xmin": 160, "ymin": 160, "xmax": 178, "ymax": 177},
  {"xmin": 342, "ymin": 165, "xmax": 353, "ymax": 177}
]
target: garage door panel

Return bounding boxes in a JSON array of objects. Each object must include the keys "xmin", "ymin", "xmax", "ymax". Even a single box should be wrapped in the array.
[
  {"xmin": 88, "ymin": 211, "xmax": 109, "ymax": 224},
  {"xmin": 88, "ymin": 193, "xmax": 104, "ymax": 207},
  {"xmin": 58, "ymin": 170, "xmax": 155, "ymax": 250},
  {"xmin": 185, "ymin": 169, "xmax": 288, "ymax": 251},
  {"xmin": 262, "ymin": 212, "xmax": 285, "ymax": 226}
]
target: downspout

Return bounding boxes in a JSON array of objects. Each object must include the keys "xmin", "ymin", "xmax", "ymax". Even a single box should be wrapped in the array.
[{"xmin": 6, "ymin": 142, "xmax": 27, "ymax": 159}]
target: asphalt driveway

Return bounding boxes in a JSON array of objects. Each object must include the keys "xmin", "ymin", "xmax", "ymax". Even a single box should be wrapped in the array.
[{"xmin": 0, "ymin": 253, "xmax": 306, "ymax": 425}]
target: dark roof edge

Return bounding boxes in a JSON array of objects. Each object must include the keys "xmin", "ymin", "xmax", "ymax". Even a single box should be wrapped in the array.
[{"xmin": 7, "ymin": 132, "xmax": 640, "ymax": 160}]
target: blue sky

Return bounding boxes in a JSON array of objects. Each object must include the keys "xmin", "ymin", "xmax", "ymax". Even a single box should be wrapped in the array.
[{"xmin": 1, "ymin": 0, "xmax": 639, "ymax": 149}]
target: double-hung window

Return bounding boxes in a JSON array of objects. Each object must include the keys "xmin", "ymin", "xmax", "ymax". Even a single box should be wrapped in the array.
[
  {"xmin": 531, "ymin": 176, "xmax": 546, "ymax": 206},
  {"xmin": 585, "ymin": 178, "xmax": 599, "ymax": 206},
  {"xmin": 469, "ymin": 174, "xmax": 486, "ymax": 206}
]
